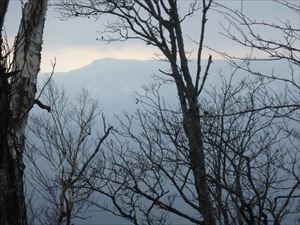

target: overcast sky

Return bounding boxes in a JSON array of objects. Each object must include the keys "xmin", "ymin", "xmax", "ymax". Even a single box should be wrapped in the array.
[{"xmin": 4, "ymin": 0, "xmax": 299, "ymax": 72}]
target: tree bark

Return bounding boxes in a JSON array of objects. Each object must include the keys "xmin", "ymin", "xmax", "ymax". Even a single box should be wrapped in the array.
[
  {"xmin": 0, "ymin": 1, "xmax": 21, "ymax": 224},
  {"xmin": 0, "ymin": 1, "xmax": 48, "ymax": 224},
  {"xmin": 169, "ymin": 6, "xmax": 216, "ymax": 223},
  {"xmin": 0, "ymin": 0, "xmax": 9, "ymax": 32},
  {"xmin": 0, "ymin": 68, "xmax": 18, "ymax": 225},
  {"xmin": 183, "ymin": 106, "xmax": 216, "ymax": 225}
]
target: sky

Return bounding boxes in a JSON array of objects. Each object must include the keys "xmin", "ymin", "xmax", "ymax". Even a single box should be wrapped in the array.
[
  {"xmin": 3, "ymin": 1, "xmax": 299, "ymax": 224},
  {"xmin": 4, "ymin": 0, "xmax": 299, "ymax": 73}
]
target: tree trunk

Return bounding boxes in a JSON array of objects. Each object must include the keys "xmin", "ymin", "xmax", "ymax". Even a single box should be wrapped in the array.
[
  {"xmin": 0, "ymin": 1, "xmax": 23, "ymax": 224},
  {"xmin": 0, "ymin": 0, "xmax": 9, "ymax": 33},
  {"xmin": 168, "ymin": 4, "xmax": 216, "ymax": 223},
  {"xmin": 0, "ymin": 69, "xmax": 22, "ymax": 225},
  {"xmin": 171, "ymin": 63, "xmax": 216, "ymax": 225},
  {"xmin": 183, "ymin": 105, "xmax": 216, "ymax": 225},
  {"xmin": 0, "ymin": 1, "xmax": 48, "ymax": 224}
]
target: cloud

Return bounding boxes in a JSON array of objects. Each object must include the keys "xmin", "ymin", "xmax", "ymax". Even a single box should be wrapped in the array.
[
  {"xmin": 40, "ymin": 42, "xmax": 231, "ymax": 73},
  {"xmin": 41, "ymin": 43, "xmax": 157, "ymax": 73}
]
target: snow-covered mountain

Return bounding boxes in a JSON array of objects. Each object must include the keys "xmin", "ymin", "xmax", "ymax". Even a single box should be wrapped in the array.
[
  {"xmin": 39, "ymin": 58, "xmax": 231, "ymax": 117},
  {"xmin": 34, "ymin": 58, "xmax": 298, "ymax": 225},
  {"xmin": 41, "ymin": 58, "xmax": 172, "ymax": 115}
]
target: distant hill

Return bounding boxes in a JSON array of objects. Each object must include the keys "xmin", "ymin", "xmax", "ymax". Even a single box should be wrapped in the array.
[
  {"xmin": 38, "ymin": 57, "xmax": 291, "ymax": 118},
  {"xmin": 38, "ymin": 58, "xmax": 233, "ymax": 115},
  {"xmin": 39, "ymin": 58, "xmax": 172, "ymax": 115},
  {"xmin": 34, "ymin": 58, "xmax": 296, "ymax": 225}
]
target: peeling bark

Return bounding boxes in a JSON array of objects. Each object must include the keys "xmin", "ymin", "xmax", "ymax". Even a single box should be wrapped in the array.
[{"xmin": 0, "ymin": 1, "xmax": 48, "ymax": 224}]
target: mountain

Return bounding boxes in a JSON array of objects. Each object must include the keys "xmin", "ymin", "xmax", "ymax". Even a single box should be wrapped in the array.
[
  {"xmin": 40, "ymin": 56, "xmax": 294, "ymax": 105},
  {"xmin": 34, "ymin": 58, "xmax": 297, "ymax": 225},
  {"xmin": 40, "ymin": 58, "xmax": 172, "ymax": 116},
  {"xmin": 39, "ymin": 58, "xmax": 233, "ymax": 117},
  {"xmin": 36, "ymin": 58, "xmax": 180, "ymax": 225}
]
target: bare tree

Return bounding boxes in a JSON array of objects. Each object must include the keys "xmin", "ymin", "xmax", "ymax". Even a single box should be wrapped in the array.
[
  {"xmin": 210, "ymin": 3, "xmax": 300, "ymax": 223},
  {"xmin": 57, "ymin": 1, "xmax": 216, "ymax": 224},
  {"xmin": 0, "ymin": 1, "xmax": 48, "ymax": 224},
  {"xmin": 25, "ymin": 81, "xmax": 112, "ymax": 225},
  {"xmin": 202, "ymin": 77, "xmax": 299, "ymax": 225},
  {"xmin": 212, "ymin": 0, "xmax": 299, "ymax": 116},
  {"xmin": 85, "ymin": 74, "xmax": 299, "ymax": 225},
  {"xmin": 56, "ymin": 1, "xmax": 299, "ymax": 224}
]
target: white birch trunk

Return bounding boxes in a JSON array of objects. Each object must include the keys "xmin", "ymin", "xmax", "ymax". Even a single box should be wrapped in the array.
[
  {"xmin": 10, "ymin": 0, "xmax": 48, "ymax": 154},
  {"xmin": 0, "ymin": 1, "xmax": 48, "ymax": 224}
]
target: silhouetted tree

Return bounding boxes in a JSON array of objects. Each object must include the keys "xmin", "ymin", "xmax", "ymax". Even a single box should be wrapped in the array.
[
  {"xmin": 58, "ymin": 1, "xmax": 216, "ymax": 223},
  {"xmin": 0, "ymin": 1, "xmax": 48, "ymax": 224},
  {"xmin": 56, "ymin": 1, "xmax": 299, "ymax": 224},
  {"xmin": 26, "ymin": 82, "xmax": 112, "ymax": 225},
  {"xmin": 87, "ymin": 74, "xmax": 299, "ymax": 225}
]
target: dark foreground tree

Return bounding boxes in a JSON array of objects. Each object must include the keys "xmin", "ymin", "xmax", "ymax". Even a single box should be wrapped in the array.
[
  {"xmin": 85, "ymin": 74, "xmax": 299, "ymax": 225},
  {"xmin": 58, "ymin": 0, "xmax": 216, "ymax": 224},
  {"xmin": 25, "ymin": 82, "xmax": 112, "ymax": 225},
  {"xmin": 0, "ymin": 1, "xmax": 48, "ymax": 224},
  {"xmin": 56, "ymin": 1, "xmax": 299, "ymax": 224}
]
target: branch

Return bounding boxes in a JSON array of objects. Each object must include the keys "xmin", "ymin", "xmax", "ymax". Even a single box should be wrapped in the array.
[{"xmin": 33, "ymin": 99, "xmax": 51, "ymax": 112}]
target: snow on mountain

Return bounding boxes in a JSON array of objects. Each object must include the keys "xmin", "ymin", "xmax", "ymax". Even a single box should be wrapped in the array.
[
  {"xmin": 38, "ymin": 58, "xmax": 233, "ymax": 116},
  {"xmin": 40, "ymin": 58, "xmax": 173, "ymax": 116},
  {"xmin": 34, "ymin": 58, "xmax": 297, "ymax": 225}
]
